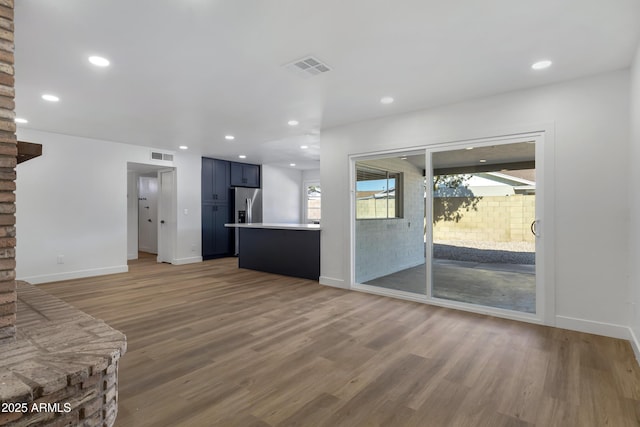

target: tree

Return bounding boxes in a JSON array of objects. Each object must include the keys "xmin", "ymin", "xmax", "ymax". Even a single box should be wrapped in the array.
[
  {"xmin": 432, "ymin": 174, "xmax": 481, "ymax": 223},
  {"xmin": 307, "ymin": 185, "xmax": 321, "ymax": 196}
]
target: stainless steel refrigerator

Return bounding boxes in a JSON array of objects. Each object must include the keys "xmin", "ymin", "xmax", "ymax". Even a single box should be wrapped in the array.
[{"xmin": 232, "ymin": 187, "xmax": 263, "ymax": 255}]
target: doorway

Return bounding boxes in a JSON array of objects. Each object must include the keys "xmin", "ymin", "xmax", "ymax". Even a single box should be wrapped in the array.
[
  {"xmin": 138, "ymin": 175, "xmax": 159, "ymax": 254},
  {"xmin": 127, "ymin": 163, "xmax": 177, "ymax": 264}
]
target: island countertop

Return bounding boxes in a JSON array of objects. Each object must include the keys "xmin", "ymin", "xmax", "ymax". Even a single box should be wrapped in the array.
[{"xmin": 225, "ymin": 223, "xmax": 321, "ymax": 231}]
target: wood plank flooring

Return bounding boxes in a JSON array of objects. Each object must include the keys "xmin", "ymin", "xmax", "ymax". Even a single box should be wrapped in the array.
[{"xmin": 37, "ymin": 253, "xmax": 640, "ymax": 426}]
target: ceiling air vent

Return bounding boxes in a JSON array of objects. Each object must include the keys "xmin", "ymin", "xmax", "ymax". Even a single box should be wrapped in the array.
[
  {"xmin": 150, "ymin": 151, "xmax": 174, "ymax": 162},
  {"xmin": 284, "ymin": 56, "xmax": 332, "ymax": 78}
]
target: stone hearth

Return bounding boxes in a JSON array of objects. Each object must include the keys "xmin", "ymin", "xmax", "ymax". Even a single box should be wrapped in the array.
[{"xmin": 0, "ymin": 282, "xmax": 126, "ymax": 426}]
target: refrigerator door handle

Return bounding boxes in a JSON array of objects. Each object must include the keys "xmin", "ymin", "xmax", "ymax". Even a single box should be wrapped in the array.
[{"xmin": 246, "ymin": 198, "xmax": 252, "ymax": 223}]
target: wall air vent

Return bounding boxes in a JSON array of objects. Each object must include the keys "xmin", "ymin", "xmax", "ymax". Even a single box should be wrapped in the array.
[
  {"xmin": 150, "ymin": 151, "xmax": 175, "ymax": 162},
  {"xmin": 284, "ymin": 56, "xmax": 332, "ymax": 78}
]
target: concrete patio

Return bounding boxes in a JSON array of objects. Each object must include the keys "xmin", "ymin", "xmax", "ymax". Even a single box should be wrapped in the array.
[{"xmin": 363, "ymin": 243, "xmax": 536, "ymax": 313}]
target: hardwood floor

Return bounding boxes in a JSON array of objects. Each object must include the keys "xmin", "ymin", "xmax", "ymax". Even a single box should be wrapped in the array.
[{"xmin": 37, "ymin": 254, "xmax": 640, "ymax": 426}]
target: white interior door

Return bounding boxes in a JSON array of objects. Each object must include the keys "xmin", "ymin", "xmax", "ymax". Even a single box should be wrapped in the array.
[
  {"xmin": 138, "ymin": 176, "xmax": 158, "ymax": 254},
  {"xmin": 157, "ymin": 169, "xmax": 176, "ymax": 264}
]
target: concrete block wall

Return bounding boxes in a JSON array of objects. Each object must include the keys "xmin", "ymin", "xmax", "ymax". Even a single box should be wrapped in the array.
[
  {"xmin": 0, "ymin": 0, "xmax": 15, "ymax": 345},
  {"xmin": 307, "ymin": 198, "xmax": 320, "ymax": 221},
  {"xmin": 433, "ymin": 194, "xmax": 535, "ymax": 243},
  {"xmin": 356, "ymin": 199, "xmax": 397, "ymax": 218}
]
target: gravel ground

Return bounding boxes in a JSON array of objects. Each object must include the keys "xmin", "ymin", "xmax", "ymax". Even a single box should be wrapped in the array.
[{"xmin": 433, "ymin": 239, "xmax": 535, "ymax": 265}]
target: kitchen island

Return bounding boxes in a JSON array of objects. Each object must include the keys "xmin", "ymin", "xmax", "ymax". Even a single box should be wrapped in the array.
[{"xmin": 224, "ymin": 223, "xmax": 320, "ymax": 280}]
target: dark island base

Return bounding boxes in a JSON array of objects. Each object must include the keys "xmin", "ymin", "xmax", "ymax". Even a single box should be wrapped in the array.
[{"xmin": 238, "ymin": 228, "xmax": 320, "ymax": 280}]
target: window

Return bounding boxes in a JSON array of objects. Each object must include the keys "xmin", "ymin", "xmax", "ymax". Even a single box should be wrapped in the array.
[
  {"xmin": 356, "ymin": 165, "xmax": 403, "ymax": 219},
  {"xmin": 304, "ymin": 183, "xmax": 321, "ymax": 223}
]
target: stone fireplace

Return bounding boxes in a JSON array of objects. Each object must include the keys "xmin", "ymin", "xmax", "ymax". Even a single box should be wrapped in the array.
[
  {"xmin": 0, "ymin": 2, "xmax": 126, "ymax": 426},
  {"xmin": 0, "ymin": 0, "xmax": 17, "ymax": 348}
]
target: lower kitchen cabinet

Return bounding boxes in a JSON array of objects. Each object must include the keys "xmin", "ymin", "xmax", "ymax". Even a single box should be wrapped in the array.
[{"xmin": 202, "ymin": 203, "xmax": 231, "ymax": 259}]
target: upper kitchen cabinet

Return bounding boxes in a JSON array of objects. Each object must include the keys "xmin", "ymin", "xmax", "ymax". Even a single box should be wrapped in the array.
[
  {"xmin": 202, "ymin": 157, "xmax": 231, "ymax": 204},
  {"xmin": 230, "ymin": 162, "xmax": 260, "ymax": 188}
]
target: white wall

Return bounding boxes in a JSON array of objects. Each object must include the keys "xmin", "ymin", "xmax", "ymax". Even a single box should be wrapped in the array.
[
  {"xmin": 262, "ymin": 165, "xmax": 302, "ymax": 223},
  {"xmin": 321, "ymin": 69, "xmax": 631, "ymax": 338},
  {"xmin": 173, "ymin": 152, "xmax": 203, "ymax": 263},
  {"xmin": 16, "ymin": 129, "xmax": 202, "ymax": 283},
  {"xmin": 630, "ymin": 43, "xmax": 640, "ymax": 354},
  {"xmin": 302, "ymin": 169, "xmax": 320, "ymax": 183}
]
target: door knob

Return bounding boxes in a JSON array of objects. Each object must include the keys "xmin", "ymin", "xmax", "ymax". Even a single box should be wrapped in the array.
[
  {"xmin": 148, "ymin": 219, "xmax": 152, "ymax": 223},
  {"xmin": 161, "ymin": 220, "xmax": 165, "ymax": 224}
]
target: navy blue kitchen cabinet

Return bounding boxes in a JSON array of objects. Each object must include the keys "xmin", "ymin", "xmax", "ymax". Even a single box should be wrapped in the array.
[
  {"xmin": 202, "ymin": 203, "xmax": 231, "ymax": 259},
  {"xmin": 230, "ymin": 162, "xmax": 260, "ymax": 188},
  {"xmin": 202, "ymin": 157, "xmax": 261, "ymax": 259},
  {"xmin": 202, "ymin": 157, "xmax": 232, "ymax": 258},
  {"xmin": 202, "ymin": 157, "xmax": 230, "ymax": 204}
]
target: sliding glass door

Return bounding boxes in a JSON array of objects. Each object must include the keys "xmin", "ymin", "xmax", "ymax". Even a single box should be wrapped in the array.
[
  {"xmin": 352, "ymin": 136, "xmax": 544, "ymax": 318},
  {"xmin": 428, "ymin": 140, "xmax": 538, "ymax": 314}
]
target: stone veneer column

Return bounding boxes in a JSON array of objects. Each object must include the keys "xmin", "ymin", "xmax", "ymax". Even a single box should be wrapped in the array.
[{"xmin": 0, "ymin": 0, "xmax": 16, "ymax": 345}]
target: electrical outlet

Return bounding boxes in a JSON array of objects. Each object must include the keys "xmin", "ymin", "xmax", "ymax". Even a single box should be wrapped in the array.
[
  {"xmin": 57, "ymin": 254, "xmax": 64, "ymax": 264},
  {"xmin": 191, "ymin": 244, "xmax": 196, "ymax": 252}
]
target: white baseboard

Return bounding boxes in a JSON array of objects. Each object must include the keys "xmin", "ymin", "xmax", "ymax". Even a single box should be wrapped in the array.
[
  {"xmin": 630, "ymin": 328, "xmax": 640, "ymax": 365},
  {"xmin": 319, "ymin": 276, "xmax": 348, "ymax": 289},
  {"xmin": 555, "ymin": 315, "xmax": 630, "ymax": 340},
  {"xmin": 172, "ymin": 256, "xmax": 203, "ymax": 265},
  {"xmin": 20, "ymin": 265, "xmax": 129, "ymax": 285},
  {"xmin": 127, "ymin": 252, "xmax": 138, "ymax": 260}
]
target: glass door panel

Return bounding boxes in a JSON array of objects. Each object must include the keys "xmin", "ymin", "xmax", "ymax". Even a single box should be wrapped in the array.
[
  {"xmin": 430, "ymin": 141, "xmax": 537, "ymax": 313},
  {"xmin": 354, "ymin": 153, "xmax": 427, "ymax": 295}
]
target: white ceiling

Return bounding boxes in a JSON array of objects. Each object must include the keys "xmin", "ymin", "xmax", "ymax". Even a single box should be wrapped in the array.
[{"xmin": 13, "ymin": 0, "xmax": 640, "ymax": 170}]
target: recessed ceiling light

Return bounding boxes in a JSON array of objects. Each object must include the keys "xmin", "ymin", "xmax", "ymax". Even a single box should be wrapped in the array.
[
  {"xmin": 42, "ymin": 94, "xmax": 59, "ymax": 102},
  {"xmin": 14, "ymin": 118, "xmax": 28, "ymax": 124},
  {"xmin": 225, "ymin": 135, "xmax": 235, "ymax": 140},
  {"xmin": 479, "ymin": 159, "xmax": 487, "ymax": 163},
  {"xmin": 88, "ymin": 56, "xmax": 110, "ymax": 67},
  {"xmin": 380, "ymin": 96, "xmax": 394, "ymax": 104},
  {"xmin": 300, "ymin": 145, "xmax": 309, "ymax": 149},
  {"xmin": 400, "ymin": 156, "xmax": 408, "ymax": 160},
  {"xmin": 465, "ymin": 147, "xmax": 474, "ymax": 150},
  {"xmin": 179, "ymin": 145, "xmax": 188, "ymax": 150},
  {"xmin": 238, "ymin": 155, "xmax": 247, "ymax": 159},
  {"xmin": 531, "ymin": 60, "xmax": 552, "ymax": 70},
  {"xmin": 288, "ymin": 120, "xmax": 299, "ymax": 126},
  {"xmin": 289, "ymin": 163, "xmax": 296, "ymax": 167}
]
